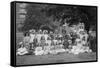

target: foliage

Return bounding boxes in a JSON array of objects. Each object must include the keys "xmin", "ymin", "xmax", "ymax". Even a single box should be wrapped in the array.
[{"xmin": 21, "ymin": 4, "xmax": 97, "ymax": 32}]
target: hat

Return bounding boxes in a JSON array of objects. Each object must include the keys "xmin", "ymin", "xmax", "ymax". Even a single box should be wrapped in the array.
[
  {"xmin": 50, "ymin": 31, "xmax": 53, "ymax": 34},
  {"xmin": 43, "ymin": 30, "xmax": 48, "ymax": 33},
  {"xmin": 19, "ymin": 42, "xmax": 23, "ymax": 45},
  {"xmin": 29, "ymin": 29, "xmax": 35, "ymax": 33}
]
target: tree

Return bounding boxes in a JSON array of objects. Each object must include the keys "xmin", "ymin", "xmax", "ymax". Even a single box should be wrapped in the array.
[
  {"xmin": 42, "ymin": 5, "xmax": 97, "ymax": 31},
  {"xmin": 21, "ymin": 4, "xmax": 51, "ymax": 32},
  {"xmin": 21, "ymin": 4, "xmax": 97, "ymax": 32}
]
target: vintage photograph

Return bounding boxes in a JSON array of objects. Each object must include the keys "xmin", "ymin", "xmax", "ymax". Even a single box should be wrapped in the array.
[{"xmin": 15, "ymin": 2, "xmax": 97, "ymax": 66}]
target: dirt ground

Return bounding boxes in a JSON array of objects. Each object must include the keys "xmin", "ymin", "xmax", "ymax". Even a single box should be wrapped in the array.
[{"xmin": 16, "ymin": 52, "xmax": 97, "ymax": 66}]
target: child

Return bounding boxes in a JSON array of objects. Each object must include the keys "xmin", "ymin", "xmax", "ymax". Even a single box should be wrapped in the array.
[{"xmin": 16, "ymin": 44, "xmax": 28, "ymax": 55}]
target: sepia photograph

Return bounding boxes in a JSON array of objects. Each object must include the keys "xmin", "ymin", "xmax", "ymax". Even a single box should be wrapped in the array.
[{"xmin": 12, "ymin": 1, "xmax": 97, "ymax": 66}]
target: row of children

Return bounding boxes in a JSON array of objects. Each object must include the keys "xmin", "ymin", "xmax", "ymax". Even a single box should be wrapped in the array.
[{"xmin": 16, "ymin": 23, "xmax": 93, "ymax": 55}]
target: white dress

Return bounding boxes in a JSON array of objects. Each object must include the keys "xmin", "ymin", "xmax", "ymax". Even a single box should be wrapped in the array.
[
  {"xmin": 34, "ymin": 47, "xmax": 44, "ymax": 55},
  {"xmin": 16, "ymin": 47, "xmax": 28, "ymax": 55},
  {"xmin": 36, "ymin": 34, "xmax": 42, "ymax": 44},
  {"xmin": 30, "ymin": 34, "xmax": 35, "ymax": 43}
]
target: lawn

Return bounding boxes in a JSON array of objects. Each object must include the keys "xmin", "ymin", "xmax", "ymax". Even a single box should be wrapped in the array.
[{"xmin": 16, "ymin": 52, "xmax": 97, "ymax": 65}]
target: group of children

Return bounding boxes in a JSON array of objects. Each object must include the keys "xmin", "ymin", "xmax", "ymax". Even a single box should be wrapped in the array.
[{"xmin": 16, "ymin": 23, "xmax": 93, "ymax": 56}]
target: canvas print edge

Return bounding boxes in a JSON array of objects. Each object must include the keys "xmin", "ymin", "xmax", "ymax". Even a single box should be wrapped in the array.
[{"xmin": 10, "ymin": 1, "xmax": 98, "ymax": 67}]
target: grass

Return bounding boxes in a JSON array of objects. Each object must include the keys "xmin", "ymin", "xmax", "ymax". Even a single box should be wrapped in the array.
[{"xmin": 16, "ymin": 52, "xmax": 96, "ymax": 65}]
